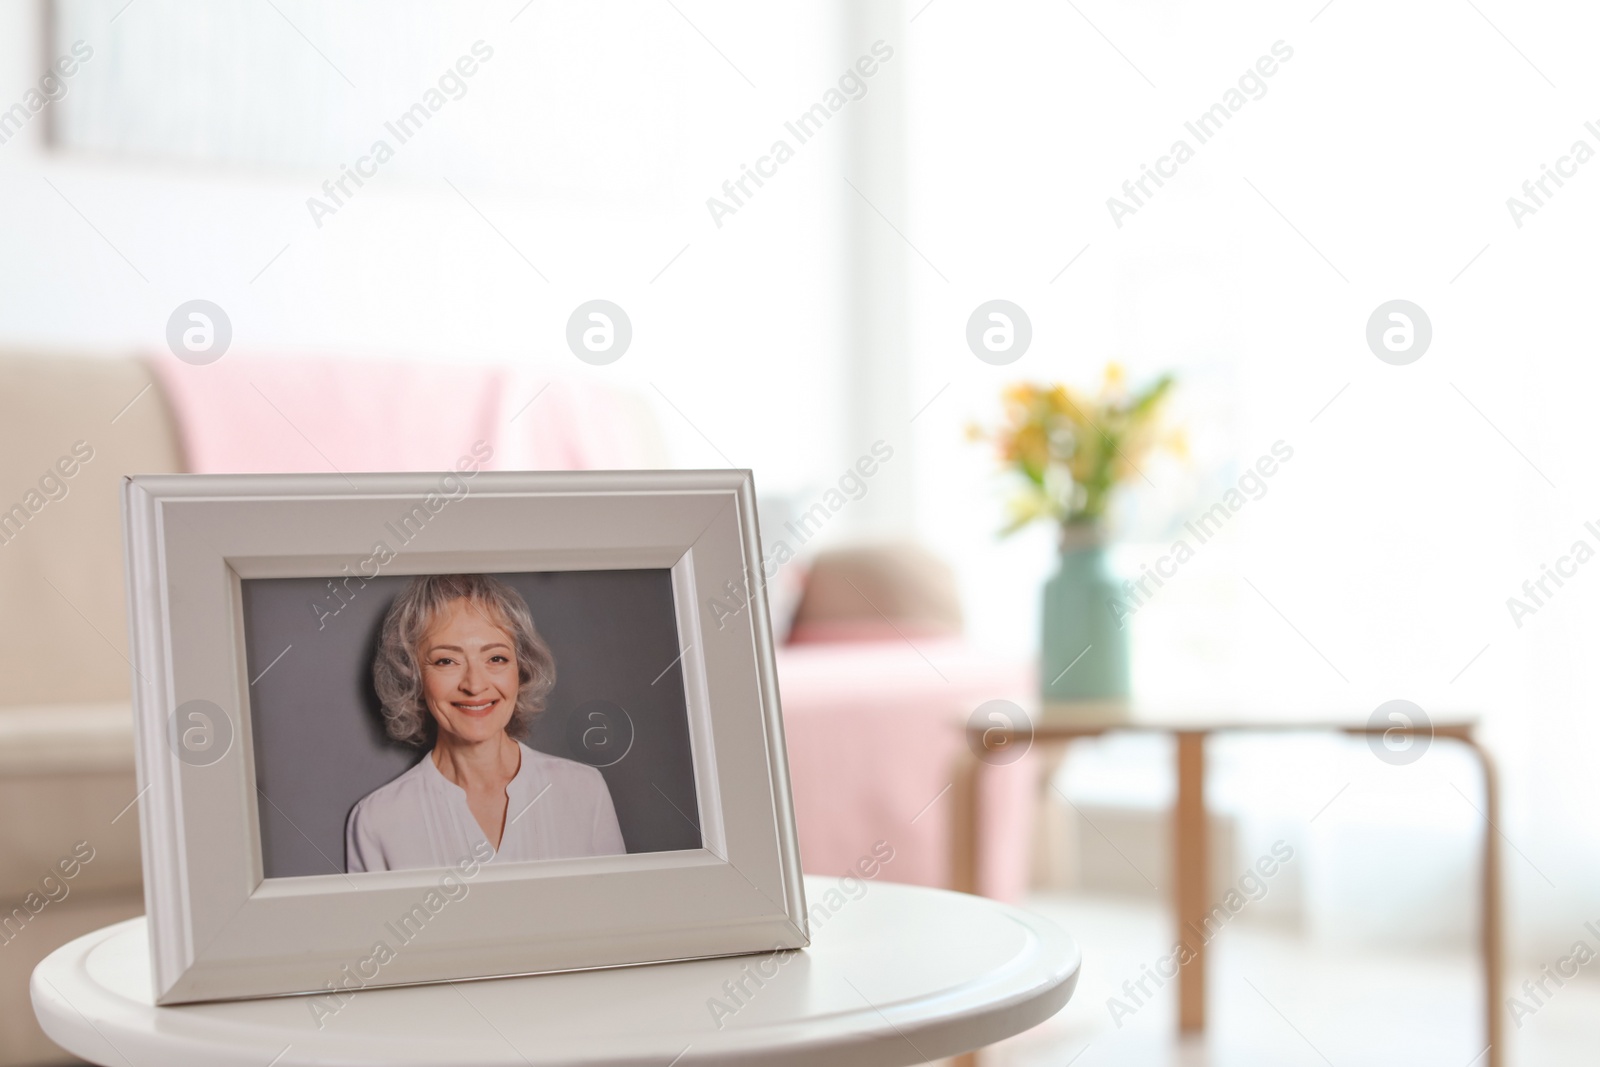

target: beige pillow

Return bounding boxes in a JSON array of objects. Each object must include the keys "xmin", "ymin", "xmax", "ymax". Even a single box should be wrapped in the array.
[{"xmin": 787, "ymin": 542, "xmax": 963, "ymax": 644}]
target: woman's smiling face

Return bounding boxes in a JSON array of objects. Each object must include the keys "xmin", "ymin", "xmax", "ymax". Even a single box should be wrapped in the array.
[{"xmin": 418, "ymin": 598, "xmax": 519, "ymax": 745}]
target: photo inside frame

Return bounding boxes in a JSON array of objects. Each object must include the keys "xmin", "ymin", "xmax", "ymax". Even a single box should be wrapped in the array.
[{"xmin": 240, "ymin": 568, "xmax": 701, "ymax": 880}]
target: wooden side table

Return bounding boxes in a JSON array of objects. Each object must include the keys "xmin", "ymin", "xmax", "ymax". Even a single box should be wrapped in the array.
[
  {"xmin": 957, "ymin": 708, "xmax": 1501, "ymax": 1067},
  {"xmin": 32, "ymin": 875, "xmax": 1080, "ymax": 1067}
]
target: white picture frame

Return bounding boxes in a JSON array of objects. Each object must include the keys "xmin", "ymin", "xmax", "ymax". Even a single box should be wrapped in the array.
[{"xmin": 121, "ymin": 469, "xmax": 807, "ymax": 1005}]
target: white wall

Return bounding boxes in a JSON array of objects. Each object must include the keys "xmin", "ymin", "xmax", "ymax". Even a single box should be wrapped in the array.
[{"xmin": 0, "ymin": 0, "xmax": 869, "ymax": 505}]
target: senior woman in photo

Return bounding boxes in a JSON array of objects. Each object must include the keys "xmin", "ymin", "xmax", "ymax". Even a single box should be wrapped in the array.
[{"xmin": 346, "ymin": 573, "xmax": 625, "ymax": 873}]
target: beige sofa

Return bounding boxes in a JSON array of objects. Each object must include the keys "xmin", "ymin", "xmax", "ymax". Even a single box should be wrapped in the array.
[{"xmin": 0, "ymin": 355, "xmax": 182, "ymax": 1066}]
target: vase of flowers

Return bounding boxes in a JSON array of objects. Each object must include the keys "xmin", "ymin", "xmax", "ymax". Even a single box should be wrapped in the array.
[{"xmin": 970, "ymin": 366, "xmax": 1179, "ymax": 704}]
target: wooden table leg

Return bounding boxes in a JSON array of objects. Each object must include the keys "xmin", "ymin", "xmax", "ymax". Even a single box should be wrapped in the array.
[
  {"xmin": 1174, "ymin": 731, "xmax": 1208, "ymax": 1033},
  {"xmin": 950, "ymin": 750, "xmax": 982, "ymax": 1066},
  {"xmin": 951, "ymin": 748, "xmax": 980, "ymax": 896},
  {"xmin": 1460, "ymin": 735, "xmax": 1502, "ymax": 1067}
]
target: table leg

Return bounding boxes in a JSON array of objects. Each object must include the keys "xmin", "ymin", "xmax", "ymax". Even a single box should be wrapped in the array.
[
  {"xmin": 951, "ymin": 749, "xmax": 980, "ymax": 896},
  {"xmin": 1174, "ymin": 731, "xmax": 1208, "ymax": 1033},
  {"xmin": 1460, "ymin": 735, "xmax": 1503, "ymax": 1067},
  {"xmin": 951, "ymin": 751, "xmax": 981, "ymax": 1066}
]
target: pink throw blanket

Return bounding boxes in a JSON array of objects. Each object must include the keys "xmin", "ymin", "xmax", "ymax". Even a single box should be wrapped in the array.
[
  {"xmin": 148, "ymin": 353, "xmax": 649, "ymax": 473},
  {"xmin": 775, "ymin": 639, "xmax": 1037, "ymax": 901}
]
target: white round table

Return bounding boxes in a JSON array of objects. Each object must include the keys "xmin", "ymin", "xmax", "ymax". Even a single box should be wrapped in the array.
[{"xmin": 32, "ymin": 877, "xmax": 1079, "ymax": 1067}]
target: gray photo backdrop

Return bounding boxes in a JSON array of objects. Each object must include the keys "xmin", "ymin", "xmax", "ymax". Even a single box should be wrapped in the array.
[{"xmin": 241, "ymin": 569, "xmax": 701, "ymax": 879}]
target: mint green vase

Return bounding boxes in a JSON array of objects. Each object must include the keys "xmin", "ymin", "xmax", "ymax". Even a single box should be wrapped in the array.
[{"xmin": 1040, "ymin": 528, "xmax": 1130, "ymax": 702}]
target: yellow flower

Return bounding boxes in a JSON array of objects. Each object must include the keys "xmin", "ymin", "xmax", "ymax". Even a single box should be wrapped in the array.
[{"xmin": 970, "ymin": 365, "xmax": 1178, "ymax": 533}]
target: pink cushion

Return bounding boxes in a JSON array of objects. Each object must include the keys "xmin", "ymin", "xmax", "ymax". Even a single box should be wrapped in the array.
[{"xmin": 775, "ymin": 639, "xmax": 1036, "ymax": 901}]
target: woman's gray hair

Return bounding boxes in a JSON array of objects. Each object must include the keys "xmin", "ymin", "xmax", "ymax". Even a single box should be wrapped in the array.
[{"xmin": 373, "ymin": 574, "xmax": 556, "ymax": 748}]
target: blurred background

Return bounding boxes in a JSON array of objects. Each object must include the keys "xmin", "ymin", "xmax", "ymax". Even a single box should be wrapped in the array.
[{"xmin": 2, "ymin": 0, "xmax": 1599, "ymax": 1064}]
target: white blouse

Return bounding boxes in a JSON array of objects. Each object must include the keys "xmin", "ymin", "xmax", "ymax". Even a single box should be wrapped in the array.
[{"xmin": 345, "ymin": 741, "xmax": 625, "ymax": 873}]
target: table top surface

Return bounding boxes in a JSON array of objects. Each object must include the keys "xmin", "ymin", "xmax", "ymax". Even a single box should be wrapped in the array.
[
  {"xmin": 994, "ymin": 700, "xmax": 1479, "ymax": 738},
  {"xmin": 31, "ymin": 876, "xmax": 1080, "ymax": 1067}
]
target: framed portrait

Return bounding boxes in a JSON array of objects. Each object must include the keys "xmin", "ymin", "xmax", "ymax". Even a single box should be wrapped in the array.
[{"xmin": 122, "ymin": 469, "xmax": 807, "ymax": 1005}]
